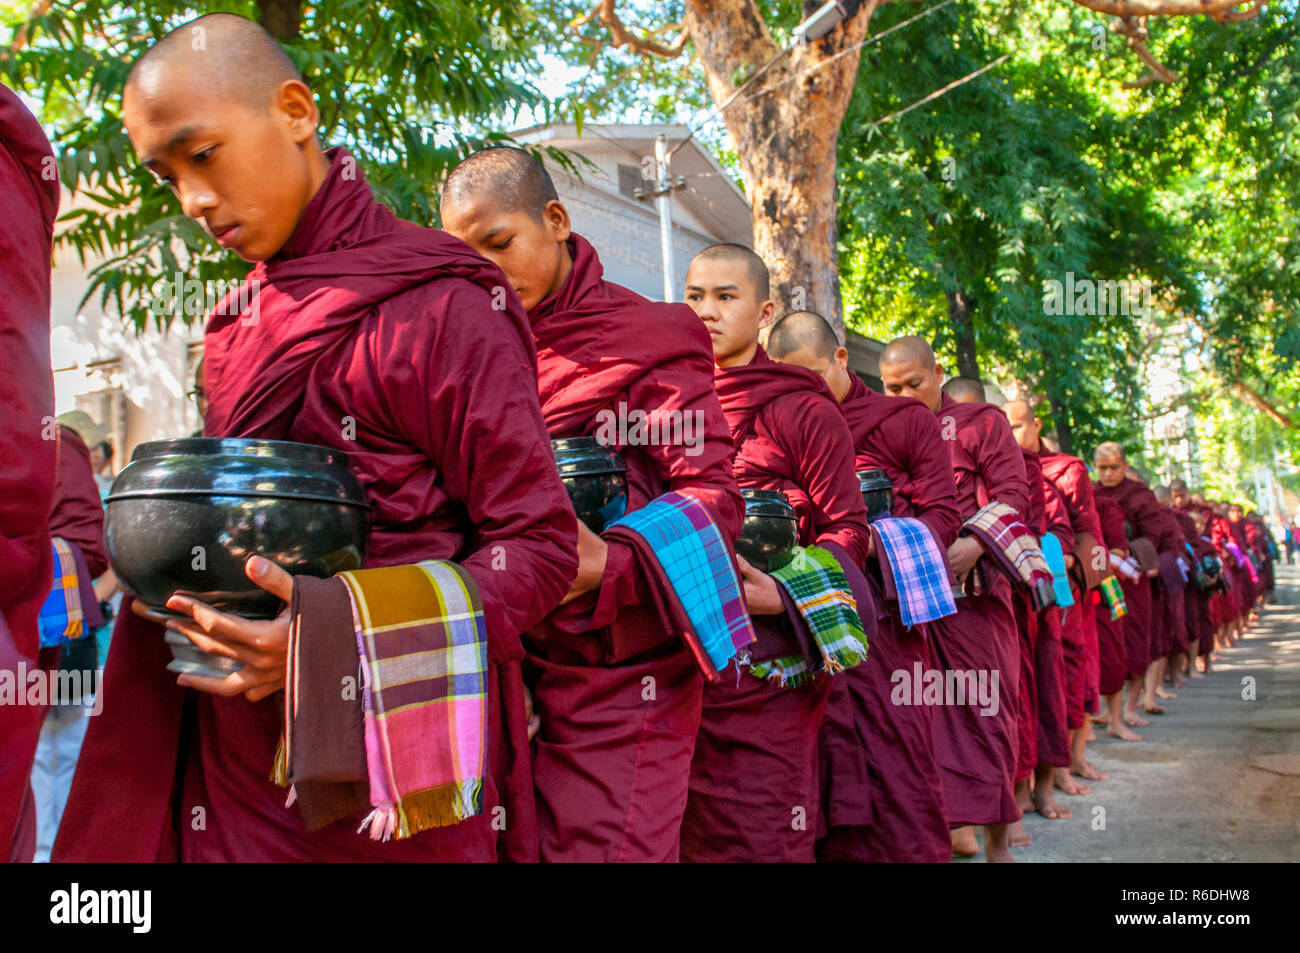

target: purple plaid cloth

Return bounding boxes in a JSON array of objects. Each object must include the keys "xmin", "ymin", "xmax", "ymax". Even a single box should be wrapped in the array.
[
  {"xmin": 962, "ymin": 501, "xmax": 1056, "ymax": 610},
  {"xmin": 869, "ymin": 517, "xmax": 957, "ymax": 627}
]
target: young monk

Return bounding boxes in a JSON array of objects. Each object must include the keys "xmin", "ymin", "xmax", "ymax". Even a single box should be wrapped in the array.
[
  {"xmin": 1094, "ymin": 494, "xmax": 1140, "ymax": 739},
  {"xmin": 879, "ymin": 339, "xmax": 1028, "ymax": 863},
  {"xmin": 55, "ymin": 14, "xmax": 579, "ymax": 862},
  {"xmin": 0, "ymin": 82, "xmax": 60, "ymax": 862},
  {"xmin": 440, "ymin": 148, "xmax": 744, "ymax": 862},
  {"xmin": 1170, "ymin": 480, "xmax": 1216, "ymax": 675},
  {"xmin": 682, "ymin": 248, "xmax": 873, "ymax": 862},
  {"xmin": 1001, "ymin": 401, "xmax": 1073, "ymax": 840},
  {"xmin": 1092, "ymin": 443, "xmax": 1183, "ymax": 733},
  {"xmin": 767, "ymin": 310, "xmax": 959, "ymax": 863},
  {"xmin": 1035, "ymin": 417, "xmax": 1112, "ymax": 780}
]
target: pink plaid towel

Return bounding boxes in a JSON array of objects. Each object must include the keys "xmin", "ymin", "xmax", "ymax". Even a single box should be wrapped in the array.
[{"xmin": 962, "ymin": 501, "xmax": 1056, "ymax": 610}]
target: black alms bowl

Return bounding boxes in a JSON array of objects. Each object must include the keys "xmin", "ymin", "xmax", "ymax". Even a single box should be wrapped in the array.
[
  {"xmin": 857, "ymin": 468, "xmax": 894, "ymax": 523},
  {"xmin": 735, "ymin": 489, "xmax": 799, "ymax": 572},
  {"xmin": 552, "ymin": 437, "xmax": 628, "ymax": 533},
  {"xmin": 105, "ymin": 438, "xmax": 370, "ymax": 621}
]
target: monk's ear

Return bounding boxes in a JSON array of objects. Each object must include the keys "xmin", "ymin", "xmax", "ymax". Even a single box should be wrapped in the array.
[
  {"xmin": 834, "ymin": 345, "xmax": 849, "ymax": 371},
  {"xmin": 545, "ymin": 199, "xmax": 571, "ymax": 243},
  {"xmin": 757, "ymin": 299, "xmax": 777, "ymax": 330},
  {"xmin": 275, "ymin": 80, "xmax": 319, "ymax": 145}
]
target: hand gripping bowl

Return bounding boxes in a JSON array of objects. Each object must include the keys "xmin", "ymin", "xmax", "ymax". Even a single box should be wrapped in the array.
[
  {"xmin": 105, "ymin": 438, "xmax": 370, "ymax": 678},
  {"xmin": 551, "ymin": 437, "xmax": 629, "ymax": 533},
  {"xmin": 735, "ymin": 489, "xmax": 799, "ymax": 572}
]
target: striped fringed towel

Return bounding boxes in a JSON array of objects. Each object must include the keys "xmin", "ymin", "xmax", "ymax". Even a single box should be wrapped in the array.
[
  {"xmin": 317, "ymin": 560, "xmax": 487, "ymax": 841},
  {"xmin": 962, "ymin": 502, "xmax": 1056, "ymax": 610},
  {"xmin": 1039, "ymin": 532, "xmax": 1075, "ymax": 609},
  {"xmin": 1099, "ymin": 574, "xmax": 1128, "ymax": 620},
  {"xmin": 607, "ymin": 490, "xmax": 755, "ymax": 680},
  {"xmin": 745, "ymin": 545, "xmax": 868, "ymax": 688},
  {"xmin": 39, "ymin": 538, "xmax": 84, "ymax": 648},
  {"xmin": 869, "ymin": 516, "xmax": 957, "ymax": 627}
]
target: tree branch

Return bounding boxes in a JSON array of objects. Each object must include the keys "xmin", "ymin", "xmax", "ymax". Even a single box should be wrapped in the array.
[
  {"xmin": 1112, "ymin": 15, "xmax": 1179, "ymax": 88},
  {"xmin": 1228, "ymin": 380, "xmax": 1294, "ymax": 428},
  {"xmin": 572, "ymin": 0, "xmax": 688, "ymax": 59},
  {"xmin": 1071, "ymin": 0, "xmax": 1264, "ymax": 17}
]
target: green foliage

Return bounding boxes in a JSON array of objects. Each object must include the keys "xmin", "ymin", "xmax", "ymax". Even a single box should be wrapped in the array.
[{"xmin": 0, "ymin": 0, "xmax": 560, "ymax": 329}]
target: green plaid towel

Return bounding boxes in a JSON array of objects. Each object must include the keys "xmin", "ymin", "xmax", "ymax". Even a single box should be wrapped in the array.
[{"xmin": 745, "ymin": 545, "xmax": 868, "ymax": 688}]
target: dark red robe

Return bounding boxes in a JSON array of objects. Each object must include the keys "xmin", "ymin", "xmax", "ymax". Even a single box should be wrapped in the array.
[
  {"xmin": 681, "ymin": 346, "xmax": 871, "ymax": 862},
  {"xmin": 520, "ymin": 234, "xmax": 743, "ymax": 862},
  {"xmin": 929, "ymin": 393, "xmax": 1028, "ymax": 827},
  {"xmin": 816, "ymin": 373, "xmax": 957, "ymax": 863},
  {"xmin": 55, "ymin": 148, "xmax": 578, "ymax": 862},
  {"xmin": 1, "ymin": 82, "xmax": 59, "ymax": 861},
  {"xmin": 1093, "ymin": 496, "xmax": 1129, "ymax": 695},
  {"xmin": 1035, "ymin": 475, "xmax": 1074, "ymax": 766},
  {"xmin": 1173, "ymin": 504, "xmax": 1215, "ymax": 655}
]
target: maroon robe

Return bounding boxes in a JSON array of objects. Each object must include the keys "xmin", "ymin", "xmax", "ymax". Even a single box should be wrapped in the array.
[
  {"xmin": 1041, "ymin": 449, "xmax": 1106, "ymax": 716},
  {"xmin": 1035, "ymin": 476, "xmax": 1074, "ymax": 766},
  {"xmin": 1173, "ymin": 505, "xmax": 1215, "ymax": 654},
  {"xmin": 520, "ymin": 234, "xmax": 743, "ymax": 862},
  {"xmin": 929, "ymin": 394, "xmax": 1028, "ymax": 827},
  {"xmin": 1094, "ymin": 496, "xmax": 1129, "ymax": 695},
  {"xmin": 1012, "ymin": 448, "xmax": 1047, "ymax": 782},
  {"xmin": 681, "ymin": 346, "xmax": 871, "ymax": 862},
  {"xmin": 1, "ymin": 83, "xmax": 59, "ymax": 861},
  {"xmin": 56, "ymin": 148, "xmax": 578, "ymax": 862},
  {"xmin": 816, "ymin": 373, "xmax": 956, "ymax": 863},
  {"xmin": 1094, "ymin": 478, "xmax": 1180, "ymax": 681}
]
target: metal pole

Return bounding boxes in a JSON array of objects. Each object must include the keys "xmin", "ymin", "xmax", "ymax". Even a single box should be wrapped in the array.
[{"xmin": 655, "ymin": 135, "xmax": 675, "ymax": 303}]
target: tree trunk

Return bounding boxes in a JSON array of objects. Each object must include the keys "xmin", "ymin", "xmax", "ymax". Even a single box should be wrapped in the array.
[
  {"xmin": 1049, "ymin": 393, "xmax": 1074, "ymax": 455},
  {"xmin": 946, "ymin": 288, "xmax": 979, "ymax": 378},
  {"xmin": 684, "ymin": 0, "xmax": 886, "ymax": 341},
  {"xmin": 257, "ymin": 0, "xmax": 303, "ymax": 40}
]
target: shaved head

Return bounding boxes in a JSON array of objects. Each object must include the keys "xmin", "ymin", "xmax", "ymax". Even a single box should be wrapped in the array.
[
  {"xmin": 1170, "ymin": 478, "xmax": 1189, "ymax": 493},
  {"xmin": 441, "ymin": 146, "xmax": 560, "ymax": 224},
  {"xmin": 1153, "ymin": 484, "xmax": 1172, "ymax": 503},
  {"xmin": 767, "ymin": 310, "xmax": 840, "ymax": 361},
  {"xmin": 1002, "ymin": 399, "xmax": 1042, "ymax": 452},
  {"xmin": 1093, "ymin": 441, "xmax": 1127, "ymax": 488},
  {"xmin": 880, "ymin": 334, "xmax": 935, "ymax": 369},
  {"xmin": 126, "ymin": 14, "xmax": 301, "ymax": 111},
  {"xmin": 692, "ymin": 244, "xmax": 770, "ymax": 302},
  {"xmin": 1093, "ymin": 441, "xmax": 1126, "ymax": 464},
  {"xmin": 944, "ymin": 377, "xmax": 985, "ymax": 403}
]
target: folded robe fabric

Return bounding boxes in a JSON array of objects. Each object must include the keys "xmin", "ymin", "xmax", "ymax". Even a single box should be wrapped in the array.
[
  {"xmin": 1129, "ymin": 537, "xmax": 1160, "ymax": 575},
  {"xmin": 1157, "ymin": 550, "xmax": 1187, "ymax": 594},
  {"xmin": 1071, "ymin": 529, "xmax": 1110, "ymax": 592},
  {"xmin": 1040, "ymin": 532, "xmax": 1075, "ymax": 608},
  {"xmin": 285, "ymin": 560, "xmax": 489, "ymax": 842},
  {"xmin": 38, "ymin": 538, "xmax": 83, "ymax": 648},
  {"xmin": 961, "ymin": 501, "xmax": 1056, "ymax": 611},
  {"xmin": 745, "ymin": 545, "xmax": 868, "ymax": 688},
  {"xmin": 868, "ymin": 516, "xmax": 957, "ymax": 627},
  {"xmin": 604, "ymin": 490, "xmax": 755, "ymax": 681}
]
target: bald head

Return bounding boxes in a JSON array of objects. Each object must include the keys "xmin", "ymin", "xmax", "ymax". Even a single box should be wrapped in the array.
[
  {"xmin": 1170, "ymin": 477, "xmax": 1191, "ymax": 508},
  {"xmin": 944, "ymin": 377, "xmax": 985, "ymax": 404},
  {"xmin": 1093, "ymin": 441, "xmax": 1127, "ymax": 488},
  {"xmin": 126, "ymin": 14, "xmax": 302, "ymax": 112},
  {"xmin": 767, "ymin": 311, "xmax": 840, "ymax": 361},
  {"xmin": 879, "ymin": 334, "xmax": 943, "ymax": 412},
  {"xmin": 441, "ymin": 146, "xmax": 560, "ymax": 224},
  {"xmin": 690, "ymin": 244, "xmax": 771, "ymax": 302},
  {"xmin": 880, "ymin": 334, "xmax": 935, "ymax": 369},
  {"xmin": 1002, "ymin": 399, "xmax": 1042, "ymax": 453},
  {"xmin": 1153, "ymin": 484, "xmax": 1172, "ymax": 503}
]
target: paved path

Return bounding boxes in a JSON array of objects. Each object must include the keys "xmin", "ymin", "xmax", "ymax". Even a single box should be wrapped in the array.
[{"xmin": 976, "ymin": 565, "xmax": 1300, "ymax": 862}]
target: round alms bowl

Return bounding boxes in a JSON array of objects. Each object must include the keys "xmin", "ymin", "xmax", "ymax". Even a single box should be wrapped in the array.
[
  {"xmin": 105, "ymin": 438, "xmax": 370, "ymax": 622},
  {"xmin": 735, "ymin": 488, "xmax": 799, "ymax": 572},
  {"xmin": 857, "ymin": 468, "xmax": 894, "ymax": 523},
  {"xmin": 552, "ymin": 437, "xmax": 629, "ymax": 533}
]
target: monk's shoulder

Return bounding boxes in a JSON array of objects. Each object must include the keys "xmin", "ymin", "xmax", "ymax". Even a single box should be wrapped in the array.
[{"xmin": 598, "ymin": 288, "xmax": 713, "ymax": 362}]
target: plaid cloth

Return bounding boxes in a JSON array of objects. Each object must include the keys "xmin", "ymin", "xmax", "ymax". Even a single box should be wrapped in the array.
[
  {"xmin": 869, "ymin": 517, "xmax": 956, "ymax": 627},
  {"xmin": 961, "ymin": 502, "xmax": 1056, "ymax": 610},
  {"xmin": 1039, "ymin": 532, "xmax": 1075, "ymax": 609},
  {"xmin": 745, "ymin": 545, "xmax": 868, "ymax": 688},
  {"xmin": 292, "ymin": 560, "xmax": 488, "ymax": 841},
  {"xmin": 39, "ymin": 537, "xmax": 84, "ymax": 648},
  {"xmin": 1098, "ymin": 574, "xmax": 1128, "ymax": 620},
  {"xmin": 609, "ymin": 490, "xmax": 755, "ymax": 679}
]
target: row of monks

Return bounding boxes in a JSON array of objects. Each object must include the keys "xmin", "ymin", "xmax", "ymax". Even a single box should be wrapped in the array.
[{"xmin": 1, "ymin": 14, "xmax": 1276, "ymax": 863}]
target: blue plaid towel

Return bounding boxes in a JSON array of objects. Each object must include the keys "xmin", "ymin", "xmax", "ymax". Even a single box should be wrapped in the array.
[
  {"xmin": 1039, "ymin": 532, "xmax": 1075, "ymax": 608},
  {"xmin": 39, "ymin": 538, "xmax": 84, "ymax": 648},
  {"xmin": 869, "ymin": 517, "xmax": 957, "ymax": 627},
  {"xmin": 609, "ymin": 491, "xmax": 756, "ymax": 679}
]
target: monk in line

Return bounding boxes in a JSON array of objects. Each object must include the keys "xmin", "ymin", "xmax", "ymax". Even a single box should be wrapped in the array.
[
  {"xmin": 441, "ymin": 148, "xmax": 744, "ymax": 862},
  {"xmin": 1093, "ymin": 494, "xmax": 1141, "ymax": 741},
  {"xmin": 880, "ymin": 344, "xmax": 1028, "ymax": 863},
  {"xmin": 767, "ymin": 310, "xmax": 958, "ymax": 863},
  {"xmin": 1, "ymin": 82, "xmax": 60, "ymax": 862},
  {"xmin": 1092, "ymin": 444, "xmax": 1183, "ymax": 732},
  {"xmin": 1034, "ymin": 416, "xmax": 1112, "ymax": 781},
  {"xmin": 1001, "ymin": 400, "xmax": 1075, "ymax": 840},
  {"xmin": 682, "ymin": 247, "xmax": 873, "ymax": 862},
  {"xmin": 1166, "ymin": 480, "xmax": 1213, "ymax": 679},
  {"xmin": 56, "ymin": 14, "xmax": 578, "ymax": 862}
]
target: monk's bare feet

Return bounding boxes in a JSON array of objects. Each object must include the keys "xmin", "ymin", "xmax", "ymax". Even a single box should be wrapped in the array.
[
  {"xmin": 1072, "ymin": 759, "xmax": 1107, "ymax": 781},
  {"xmin": 951, "ymin": 826, "xmax": 979, "ymax": 857},
  {"xmin": 1054, "ymin": 766, "xmax": 1091, "ymax": 794},
  {"xmin": 1143, "ymin": 703, "xmax": 1166, "ymax": 715},
  {"xmin": 1085, "ymin": 721, "xmax": 1097, "ymax": 742},
  {"xmin": 1155, "ymin": 687, "xmax": 1177, "ymax": 700},
  {"xmin": 1109, "ymin": 723, "xmax": 1142, "ymax": 741},
  {"xmin": 984, "ymin": 825, "xmax": 1015, "ymax": 863},
  {"xmin": 1007, "ymin": 819, "xmax": 1032, "ymax": 848},
  {"xmin": 1124, "ymin": 709, "xmax": 1150, "ymax": 727},
  {"xmin": 1190, "ymin": 668, "xmax": 1206, "ymax": 679},
  {"xmin": 1033, "ymin": 786, "xmax": 1072, "ymax": 819},
  {"xmin": 1172, "ymin": 672, "xmax": 1187, "ymax": 688},
  {"xmin": 1014, "ymin": 781, "xmax": 1033, "ymax": 815}
]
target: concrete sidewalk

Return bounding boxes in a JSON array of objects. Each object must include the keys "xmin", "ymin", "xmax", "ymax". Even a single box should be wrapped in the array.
[{"xmin": 979, "ymin": 565, "xmax": 1300, "ymax": 862}]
